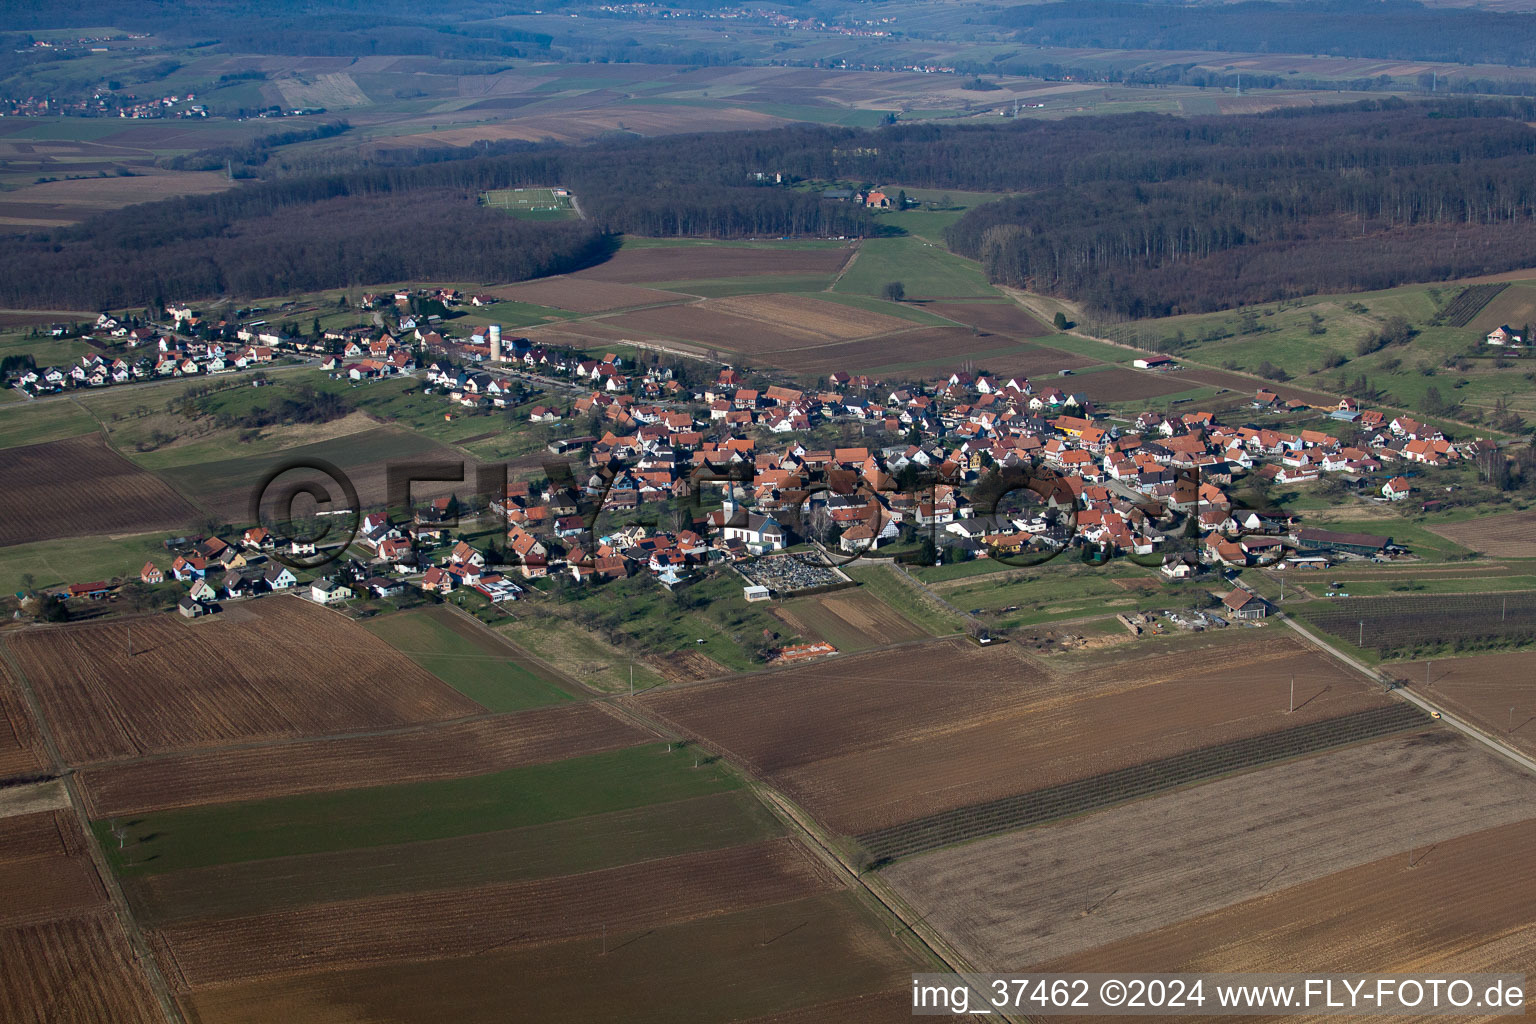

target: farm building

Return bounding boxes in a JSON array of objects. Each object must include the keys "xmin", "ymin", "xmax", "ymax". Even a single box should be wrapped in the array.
[
  {"xmin": 66, "ymin": 581, "xmax": 112, "ymax": 600},
  {"xmin": 1223, "ymin": 589, "xmax": 1268, "ymax": 619},
  {"xmin": 1294, "ymin": 527, "xmax": 1391, "ymax": 557},
  {"xmin": 1133, "ymin": 355, "xmax": 1175, "ymax": 370}
]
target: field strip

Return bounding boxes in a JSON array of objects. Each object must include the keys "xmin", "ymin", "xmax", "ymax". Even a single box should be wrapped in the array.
[
  {"xmin": 883, "ymin": 730, "xmax": 1536, "ymax": 971},
  {"xmin": 607, "ymin": 692, "xmax": 1019, "ymax": 1020},
  {"xmin": 854, "ymin": 703, "xmax": 1433, "ymax": 862},
  {"xmin": 0, "ymin": 779, "xmax": 67, "ymax": 819},
  {"xmin": 0, "ymin": 642, "xmax": 184, "ymax": 1024}
]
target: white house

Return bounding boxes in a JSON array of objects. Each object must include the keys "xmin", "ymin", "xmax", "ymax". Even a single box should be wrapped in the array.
[
  {"xmin": 1382, "ymin": 475, "xmax": 1411, "ymax": 501},
  {"xmin": 311, "ymin": 578, "xmax": 348, "ymax": 605}
]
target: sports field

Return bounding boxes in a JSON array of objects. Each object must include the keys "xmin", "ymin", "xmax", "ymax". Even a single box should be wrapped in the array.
[{"xmin": 479, "ymin": 187, "xmax": 577, "ymax": 220}]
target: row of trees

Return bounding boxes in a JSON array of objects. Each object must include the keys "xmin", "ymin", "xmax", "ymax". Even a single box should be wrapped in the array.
[{"xmin": 0, "ymin": 189, "xmax": 611, "ymax": 309}]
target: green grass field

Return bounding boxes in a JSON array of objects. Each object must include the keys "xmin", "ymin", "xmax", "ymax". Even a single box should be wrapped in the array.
[
  {"xmin": 0, "ymin": 532, "xmax": 180, "ymax": 594},
  {"xmin": 834, "ymin": 236, "xmax": 999, "ymax": 300},
  {"xmin": 97, "ymin": 743, "xmax": 739, "ymax": 876},
  {"xmin": 0, "ymin": 398, "xmax": 97, "ymax": 450},
  {"xmin": 123, "ymin": 790, "xmax": 784, "ymax": 927},
  {"xmin": 363, "ymin": 606, "xmax": 578, "ymax": 711}
]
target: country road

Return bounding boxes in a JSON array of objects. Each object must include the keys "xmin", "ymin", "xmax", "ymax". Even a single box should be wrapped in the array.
[{"xmin": 1279, "ymin": 613, "xmax": 1536, "ymax": 776}]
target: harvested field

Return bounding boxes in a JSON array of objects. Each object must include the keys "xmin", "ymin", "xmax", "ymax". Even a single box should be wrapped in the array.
[
  {"xmin": 643, "ymin": 634, "xmax": 1388, "ymax": 835},
  {"xmin": 884, "ymin": 729, "xmax": 1536, "ymax": 970},
  {"xmin": 857, "ymin": 703, "xmax": 1432, "ymax": 860},
  {"xmin": 9, "ymin": 596, "xmax": 479, "ymax": 765},
  {"xmin": 154, "ymin": 838, "xmax": 835, "ymax": 987},
  {"xmin": 1404, "ymin": 650, "xmax": 1536, "ymax": 759},
  {"xmin": 776, "ymin": 589, "xmax": 928, "ymax": 652},
  {"xmin": 181, "ymin": 891, "xmax": 913, "ymax": 1024},
  {"xmin": 1050, "ymin": 815, "xmax": 1536, "ymax": 976},
  {"xmin": 0, "ymin": 659, "xmax": 47, "ymax": 779},
  {"xmin": 1072, "ymin": 365, "xmax": 1196, "ymax": 403},
  {"xmin": 1428, "ymin": 509, "xmax": 1536, "ymax": 558},
  {"xmin": 709, "ymin": 293, "xmax": 912, "ymax": 340},
  {"xmin": 573, "ymin": 244, "xmax": 853, "ymax": 285},
  {"xmin": 124, "ymin": 790, "xmax": 782, "ymax": 927},
  {"xmin": 487, "ymin": 278, "xmax": 688, "ymax": 313},
  {"xmin": 79, "ymin": 703, "xmax": 647, "ymax": 817},
  {"xmin": 923, "ymin": 300, "xmax": 1051, "ymax": 338},
  {"xmin": 0, "ymin": 434, "xmax": 197, "ymax": 546}
]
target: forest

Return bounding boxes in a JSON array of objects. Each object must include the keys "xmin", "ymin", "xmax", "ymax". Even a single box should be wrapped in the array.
[
  {"xmin": 11, "ymin": 98, "xmax": 1536, "ymax": 313},
  {"xmin": 995, "ymin": 0, "xmax": 1536, "ymax": 68}
]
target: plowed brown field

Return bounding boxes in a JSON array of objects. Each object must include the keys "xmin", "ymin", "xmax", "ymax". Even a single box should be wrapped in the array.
[
  {"xmin": 0, "ymin": 434, "xmax": 197, "ymax": 545},
  {"xmin": 776, "ymin": 589, "xmax": 927, "ymax": 652},
  {"xmin": 1428, "ymin": 509, "xmax": 1536, "ymax": 558},
  {"xmin": 0, "ymin": 913, "xmax": 164, "ymax": 1024},
  {"xmin": 710, "ymin": 294, "xmax": 911, "ymax": 340},
  {"xmin": 154, "ymin": 837, "xmax": 836, "ymax": 987},
  {"xmin": 0, "ymin": 811, "xmax": 162, "ymax": 1024},
  {"xmin": 573, "ymin": 245, "xmax": 853, "ymax": 284},
  {"xmin": 488, "ymin": 278, "xmax": 688, "ymax": 313},
  {"xmin": 179, "ymin": 892, "xmax": 915, "ymax": 1024},
  {"xmin": 0, "ymin": 658, "xmax": 47, "ymax": 778},
  {"xmin": 79, "ymin": 703, "xmax": 650, "ymax": 817},
  {"xmin": 1072, "ymin": 365, "xmax": 1196, "ymax": 402},
  {"xmin": 1048, "ymin": 815, "xmax": 1536, "ymax": 977},
  {"xmin": 643, "ymin": 634, "xmax": 1387, "ymax": 834},
  {"xmin": 601, "ymin": 304, "xmax": 829, "ymax": 353},
  {"xmin": 8, "ymin": 596, "xmax": 479, "ymax": 764},
  {"xmin": 924, "ymin": 300, "xmax": 1051, "ymax": 338},
  {"xmin": 1404, "ymin": 650, "xmax": 1536, "ymax": 759},
  {"xmin": 886, "ymin": 730, "xmax": 1535, "ymax": 971}
]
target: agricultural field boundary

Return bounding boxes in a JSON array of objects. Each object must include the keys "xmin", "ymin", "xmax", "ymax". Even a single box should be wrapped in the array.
[
  {"xmin": 1432, "ymin": 283, "xmax": 1507, "ymax": 327},
  {"xmin": 855, "ymin": 702, "xmax": 1432, "ymax": 862}
]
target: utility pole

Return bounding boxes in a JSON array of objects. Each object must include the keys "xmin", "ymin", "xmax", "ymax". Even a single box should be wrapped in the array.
[
  {"xmin": 1359, "ymin": 620, "xmax": 1364, "ymax": 648},
  {"xmin": 629, "ymin": 661, "xmax": 634, "ymax": 698},
  {"xmin": 1289, "ymin": 674, "xmax": 1295, "ymax": 714}
]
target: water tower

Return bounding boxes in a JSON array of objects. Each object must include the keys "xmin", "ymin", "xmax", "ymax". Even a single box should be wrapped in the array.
[{"xmin": 488, "ymin": 324, "xmax": 503, "ymax": 362}]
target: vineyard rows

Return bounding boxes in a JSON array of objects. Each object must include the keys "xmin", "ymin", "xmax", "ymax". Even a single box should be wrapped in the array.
[
  {"xmin": 1432, "ymin": 283, "xmax": 1507, "ymax": 327},
  {"xmin": 856, "ymin": 703, "xmax": 1431, "ymax": 862},
  {"xmin": 1302, "ymin": 592, "xmax": 1536, "ymax": 655}
]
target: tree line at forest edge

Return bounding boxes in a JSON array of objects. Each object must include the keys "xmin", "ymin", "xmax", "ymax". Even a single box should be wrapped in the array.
[{"xmin": 12, "ymin": 97, "xmax": 1536, "ymax": 316}]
